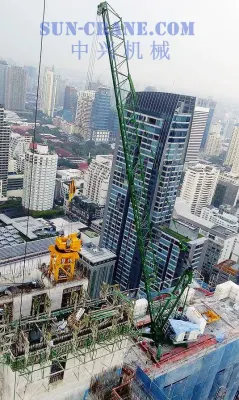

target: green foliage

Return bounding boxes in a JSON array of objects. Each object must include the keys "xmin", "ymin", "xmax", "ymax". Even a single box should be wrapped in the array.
[
  {"xmin": 30, "ymin": 208, "xmax": 64, "ymax": 219},
  {"xmin": 0, "ymin": 198, "xmax": 22, "ymax": 209}
]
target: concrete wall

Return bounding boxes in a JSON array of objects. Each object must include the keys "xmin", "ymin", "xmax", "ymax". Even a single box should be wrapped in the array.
[
  {"xmin": 2, "ymin": 339, "xmax": 128, "ymax": 400},
  {"xmin": 12, "ymin": 278, "xmax": 88, "ymax": 320}
]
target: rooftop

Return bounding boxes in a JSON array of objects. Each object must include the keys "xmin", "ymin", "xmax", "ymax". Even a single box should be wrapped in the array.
[
  {"xmin": 80, "ymin": 242, "xmax": 116, "ymax": 263},
  {"xmin": 128, "ymin": 279, "xmax": 239, "ymax": 377},
  {"xmin": 160, "ymin": 226, "xmax": 190, "ymax": 243},
  {"xmin": 0, "ymin": 237, "xmax": 55, "ymax": 265}
]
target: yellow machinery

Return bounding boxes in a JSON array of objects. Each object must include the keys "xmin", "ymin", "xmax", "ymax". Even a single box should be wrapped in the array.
[
  {"xmin": 48, "ymin": 232, "xmax": 82, "ymax": 283},
  {"xmin": 68, "ymin": 179, "xmax": 76, "ymax": 202},
  {"xmin": 202, "ymin": 309, "xmax": 221, "ymax": 324}
]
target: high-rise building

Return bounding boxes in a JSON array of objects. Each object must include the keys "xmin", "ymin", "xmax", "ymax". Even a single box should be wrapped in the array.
[
  {"xmin": 212, "ymin": 171, "xmax": 239, "ymax": 208},
  {"xmin": 5, "ymin": 66, "xmax": 27, "ymax": 111},
  {"xmin": 22, "ymin": 144, "xmax": 58, "ymax": 211},
  {"xmin": 63, "ymin": 86, "xmax": 78, "ymax": 122},
  {"xmin": 100, "ymin": 91, "xmax": 196, "ymax": 290},
  {"xmin": 0, "ymin": 106, "xmax": 10, "ymax": 200},
  {"xmin": 0, "ymin": 60, "xmax": 8, "ymax": 106},
  {"xmin": 224, "ymin": 125, "xmax": 239, "ymax": 174},
  {"xmin": 75, "ymin": 90, "xmax": 96, "ymax": 138},
  {"xmin": 108, "ymin": 108, "xmax": 119, "ymax": 142},
  {"xmin": 55, "ymin": 75, "xmax": 66, "ymax": 108},
  {"xmin": 41, "ymin": 67, "xmax": 57, "ymax": 117},
  {"xmin": 180, "ymin": 163, "xmax": 219, "ymax": 216},
  {"xmin": 23, "ymin": 65, "xmax": 37, "ymax": 92},
  {"xmin": 91, "ymin": 87, "xmax": 111, "ymax": 131},
  {"xmin": 83, "ymin": 155, "xmax": 113, "ymax": 206},
  {"xmin": 197, "ymin": 97, "xmax": 217, "ymax": 149},
  {"xmin": 205, "ymin": 132, "xmax": 221, "ymax": 157},
  {"xmin": 185, "ymin": 106, "xmax": 210, "ymax": 163}
]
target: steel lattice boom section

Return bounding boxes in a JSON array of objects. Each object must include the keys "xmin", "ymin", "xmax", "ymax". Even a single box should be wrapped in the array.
[{"xmin": 97, "ymin": 2, "xmax": 193, "ymax": 352}]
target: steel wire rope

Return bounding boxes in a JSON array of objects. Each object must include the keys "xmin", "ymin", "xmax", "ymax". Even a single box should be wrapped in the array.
[{"xmin": 13, "ymin": 1, "xmax": 46, "ymax": 398}]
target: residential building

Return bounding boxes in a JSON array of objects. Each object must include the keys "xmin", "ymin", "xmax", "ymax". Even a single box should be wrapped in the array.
[
  {"xmin": 0, "ymin": 60, "xmax": 8, "ymax": 106},
  {"xmin": 0, "ymin": 106, "xmax": 10, "ymax": 200},
  {"xmin": 174, "ymin": 199, "xmax": 238, "ymax": 280},
  {"xmin": 79, "ymin": 242, "xmax": 116, "ymax": 298},
  {"xmin": 9, "ymin": 132, "xmax": 32, "ymax": 160},
  {"xmin": 180, "ymin": 163, "xmax": 219, "ymax": 216},
  {"xmin": 55, "ymin": 75, "xmax": 66, "ymax": 108},
  {"xmin": 202, "ymin": 225, "xmax": 237, "ymax": 279},
  {"xmin": 209, "ymin": 259, "xmax": 239, "ymax": 286},
  {"xmin": 185, "ymin": 106, "xmax": 209, "ymax": 163},
  {"xmin": 91, "ymin": 86, "xmax": 111, "ymax": 131},
  {"xmin": 108, "ymin": 108, "xmax": 119, "ymax": 143},
  {"xmin": 63, "ymin": 86, "xmax": 78, "ymax": 122},
  {"xmin": 91, "ymin": 130, "xmax": 112, "ymax": 143},
  {"xmin": 224, "ymin": 124, "xmax": 239, "ymax": 167},
  {"xmin": 5, "ymin": 66, "xmax": 27, "ymax": 111},
  {"xmin": 75, "ymin": 90, "xmax": 96, "ymax": 139},
  {"xmin": 212, "ymin": 171, "xmax": 239, "ymax": 208},
  {"xmin": 197, "ymin": 97, "xmax": 217, "ymax": 149},
  {"xmin": 41, "ymin": 67, "xmax": 57, "ymax": 117},
  {"xmin": 23, "ymin": 65, "xmax": 37, "ymax": 92},
  {"xmin": 7, "ymin": 173, "xmax": 24, "ymax": 197},
  {"xmin": 205, "ymin": 132, "xmax": 221, "ymax": 156},
  {"xmin": 152, "ymin": 222, "xmax": 208, "ymax": 287},
  {"xmin": 22, "ymin": 144, "xmax": 58, "ymax": 211},
  {"xmin": 200, "ymin": 206, "xmax": 238, "ymax": 232},
  {"xmin": 55, "ymin": 168, "xmax": 85, "ymax": 202},
  {"xmin": 68, "ymin": 195, "xmax": 105, "ymax": 224},
  {"xmin": 100, "ymin": 91, "xmax": 196, "ymax": 290},
  {"xmin": 84, "ymin": 155, "xmax": 113, "ymax": 206}
]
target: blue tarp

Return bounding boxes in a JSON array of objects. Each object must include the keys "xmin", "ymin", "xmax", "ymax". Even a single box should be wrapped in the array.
[{"xmin": 169, "ymin": 319, "xmax": 200, "ymax": 334}]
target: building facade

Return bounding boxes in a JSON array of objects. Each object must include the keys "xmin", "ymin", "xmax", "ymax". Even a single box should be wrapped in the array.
[
  {"xmin": 22, "ymin": 144, "xmax": 58, "ymax": 211},
  {"xmin": 41, "ymin": 67, "xmax": 57, "ymax": 117},
  {"xmin": 197, "ymin": 97, "xmax": 217, "ymax": 149},
  {"xmin": 0, "ymin": 106, "xmax": 10, "ymax": 200},
  {"xmin": 5, "ymin": 66, "xmax": 27, "ymax": 111},
  {"xmin": 75, "ymin": 90, "xmax": 96, "ymax": 139},
  {"xmin": 63, "ymin": 86, "xmax": 78, "ymax": 122},
  {"xmin": 224, "ymin": 124, "xmax": 239, "ymax": 168},
  {"xmin": 180, "ymin": 163, "xmax": 219, "ymax": 216},
  {"xmin": 100, "ymin": 91, "xmax": 196, "ymax": 290},
  {"xmin": 84, "ymin": 155, "xmax": 113, "ymax": 206},
  {"xmin": 79, "ymin": 242, "xmax": 116, "ymax": 298},
  {"xmin": 212, "ymin": 171, "xmax": 239, "ymax": 208},
  {"xmin": 91, "ymin": 86, "xmax": 111, "ymax": 131},
  {"xmin": 200, "ymin": 206, "xmax": 238, "ymax": 232},
  {"xmin": 0, "ymin": 60, "xmax": 8, "ymax": 106},
  {"xmin": 205, "ymin": 132, "xmax": 221, "ymax": 157},
  {"xmin": 185, "ymin": 106, "xmax": 209, "ymax": 163}
]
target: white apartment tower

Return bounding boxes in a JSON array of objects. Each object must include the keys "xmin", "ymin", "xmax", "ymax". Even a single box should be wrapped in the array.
[
  {"xmin": 75, "ymin": 90, "xmax": 96, "ymax": 139},
  {"xmin": 0, "ymin": 106, "xmax": 10, "ymax": 200},
  {"xmin": 224, "ymin": 125, "xmax": 239, "ymax": 167},
  {"xmin": 41, "ymin": 67, "xmax": 57, "ymax": 117},
  {"xmin": 22, "ymin": 144, "xmax": 58, "ymax": 211},
  {"xmin": 185, "ymin": 106, "xmax": 210, "ymax": 163},
  {"xmin": 205, "ymin": 132, "xmax": 221, "ymax": 156},
  {"xmin": 180, "ymin": 163, "xmax": 219, "ymax": 216},
  {"xmin": 84, "ymin": 155, "xmax": 113, "ymax": 206}
]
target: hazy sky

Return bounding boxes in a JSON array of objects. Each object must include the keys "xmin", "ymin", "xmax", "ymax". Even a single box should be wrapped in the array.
[{"xmin": 1, "ymin": 0, "xmax": 239, "ymax": 100}]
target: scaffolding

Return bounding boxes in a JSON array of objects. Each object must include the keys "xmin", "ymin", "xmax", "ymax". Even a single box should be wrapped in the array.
[{"xmin": 0, "ymin": 285, "xmax": 136, "ymax": 383}]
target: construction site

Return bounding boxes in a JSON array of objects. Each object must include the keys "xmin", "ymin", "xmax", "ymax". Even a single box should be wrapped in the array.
[{"xmin": 1, "ymin": 2, "xmax": 239, "ymax": 400}]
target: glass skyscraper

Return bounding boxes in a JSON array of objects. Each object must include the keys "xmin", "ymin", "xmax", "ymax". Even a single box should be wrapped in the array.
[
  {"xmin": 100, "ymin": 92, "xmax": 196, "ymax": 290},
  {"xmin": 91, "ymin": 87, "xmax": 111, "ymax": 131}
]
